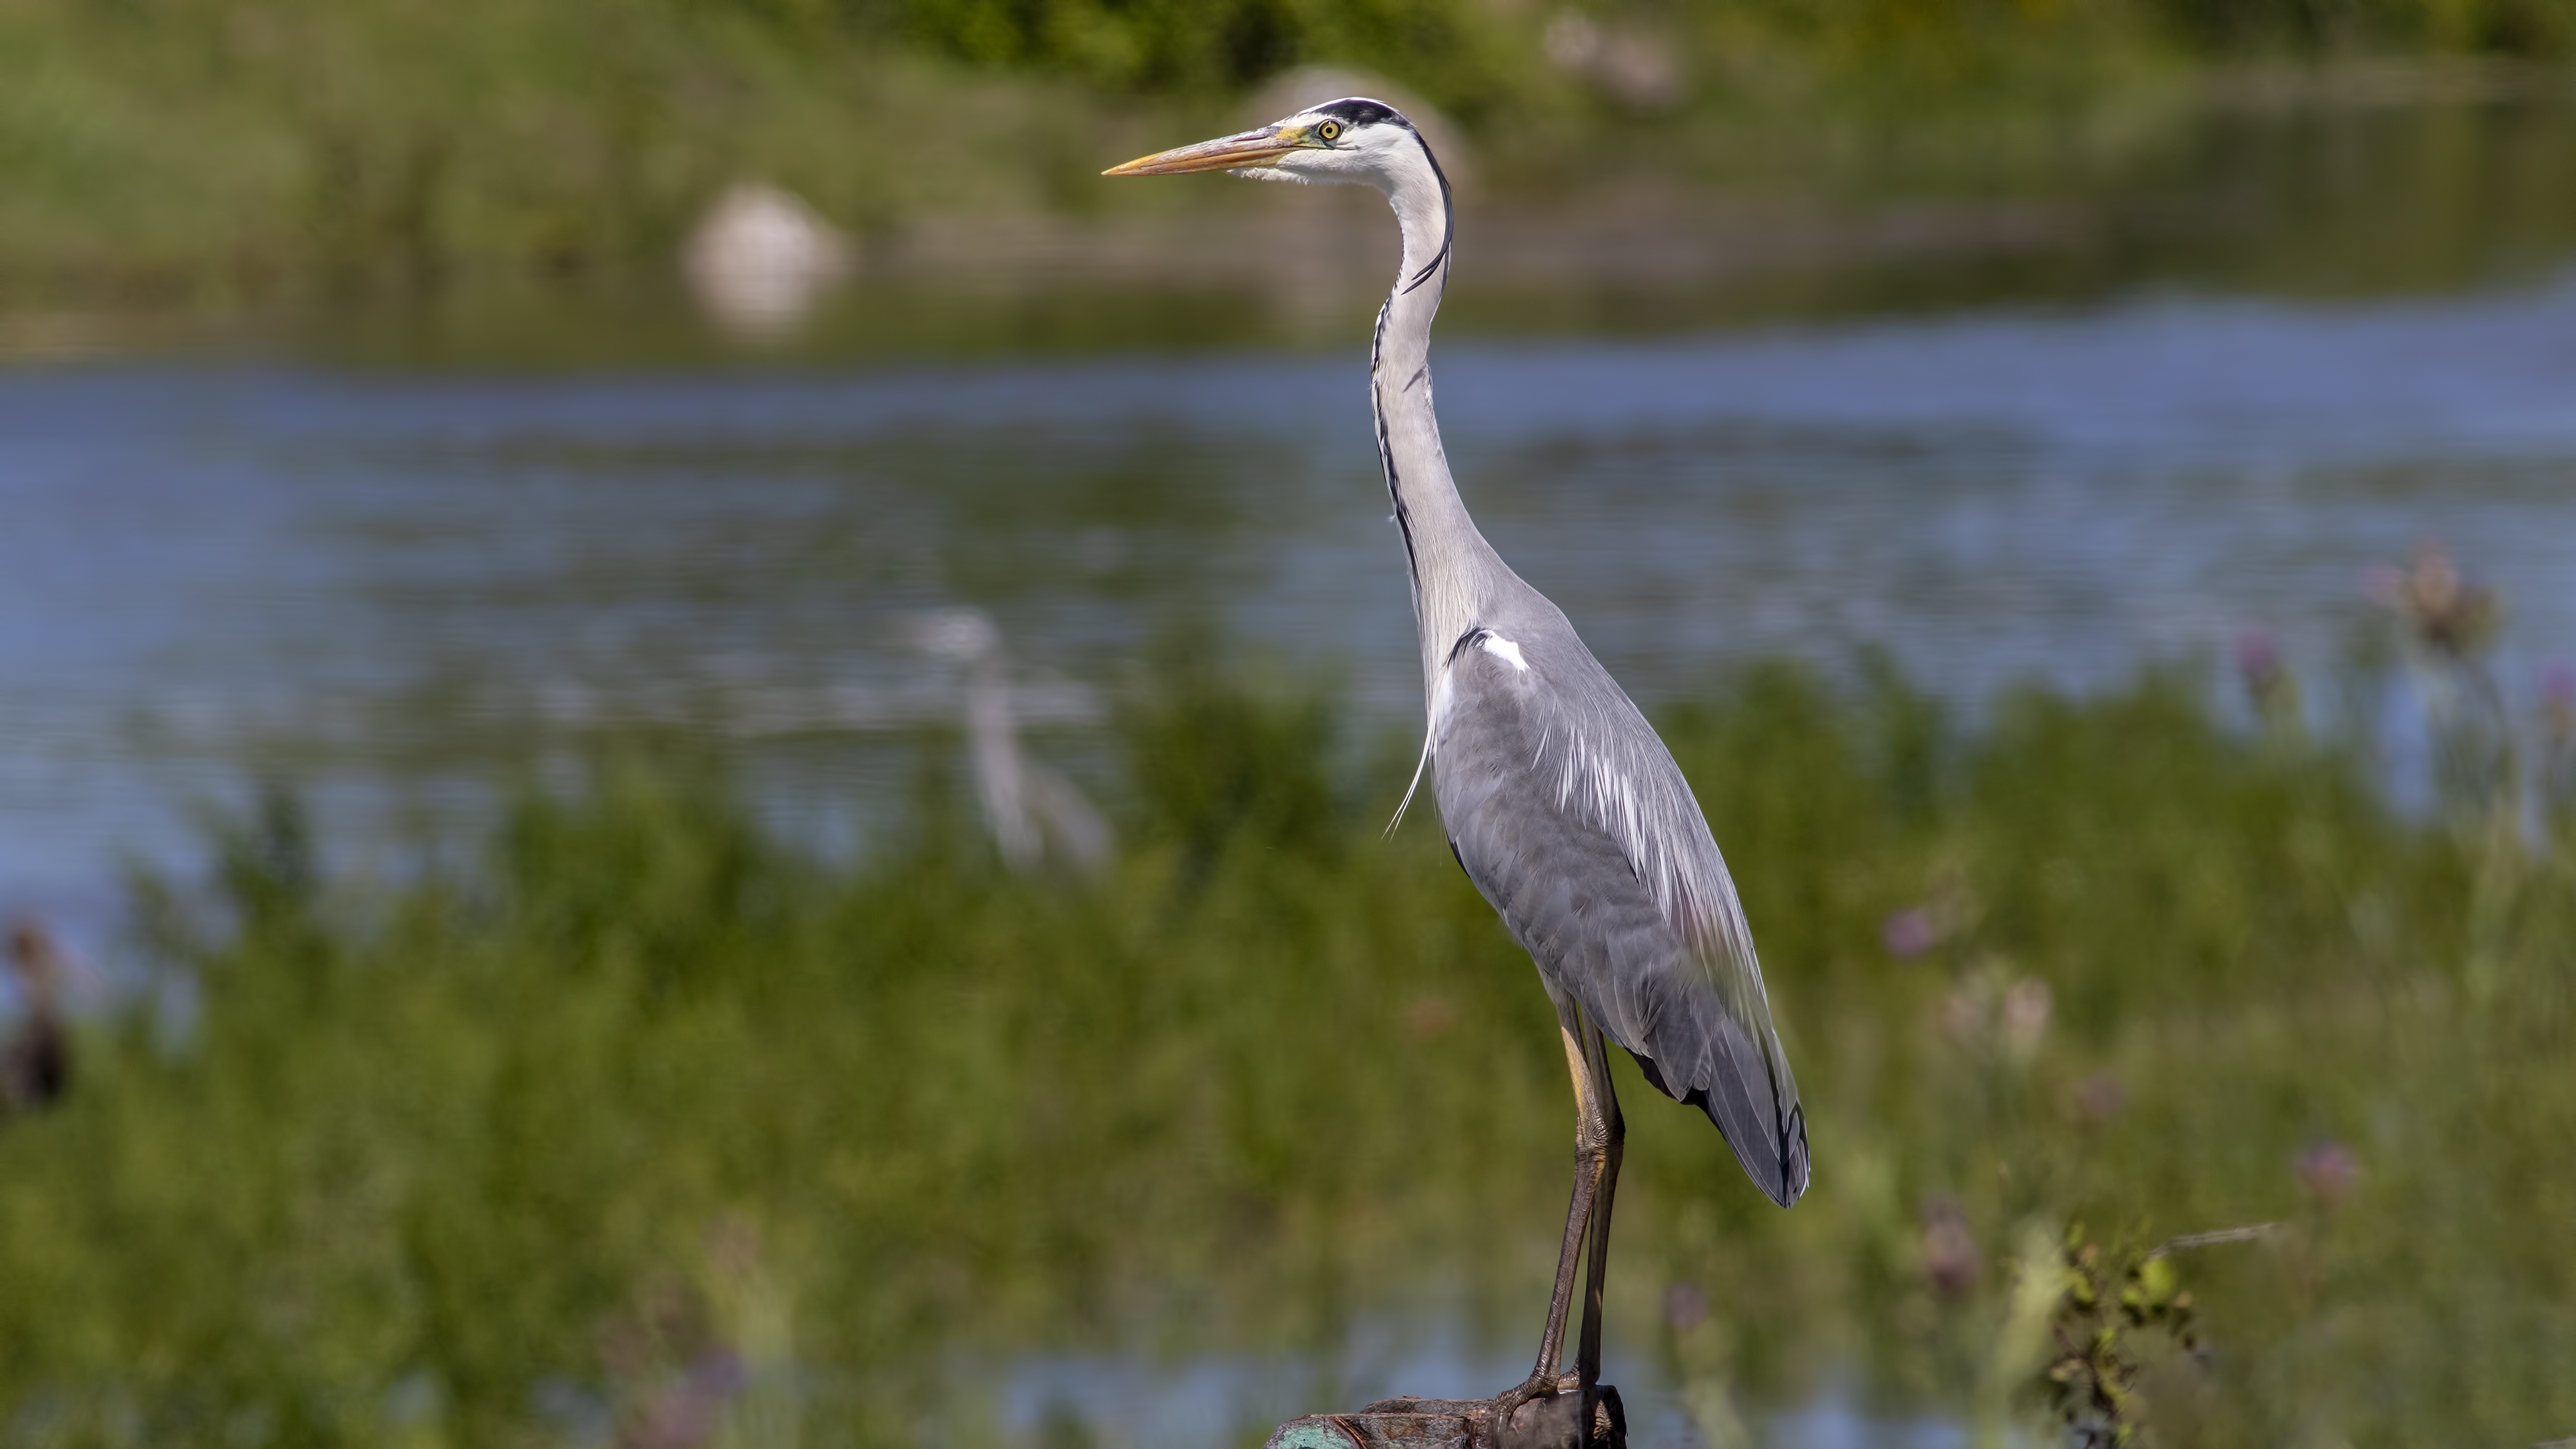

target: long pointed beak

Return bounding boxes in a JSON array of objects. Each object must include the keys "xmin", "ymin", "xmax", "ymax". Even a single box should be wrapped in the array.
[{"xmin": 1104, "ymin": 127, "xmax": 1299, "ymax": 177}]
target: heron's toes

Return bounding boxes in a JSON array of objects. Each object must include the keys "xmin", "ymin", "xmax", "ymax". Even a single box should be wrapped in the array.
[{"xmin": 1491, "ymin": 1371, "xmax": 1578, "ymax": 1424}]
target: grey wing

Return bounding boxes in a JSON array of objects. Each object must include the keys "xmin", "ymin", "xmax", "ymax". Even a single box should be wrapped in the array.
[{"xmin": 1427, "ymin": 627, "xmax": 1809, "ymax": 1208}]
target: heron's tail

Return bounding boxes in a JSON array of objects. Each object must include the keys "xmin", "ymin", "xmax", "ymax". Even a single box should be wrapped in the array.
[{"xmin": 1626, "ymin": 1017, "xmax": 1809, "ymax": 1208}]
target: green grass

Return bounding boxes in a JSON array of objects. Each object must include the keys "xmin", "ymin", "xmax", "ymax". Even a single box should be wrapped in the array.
[
  {"xmin": 0, "ymin": 646, "xmax": 2570, "ymax": 1446},
  {"xmin": 4, "ymin": 0, "xmax": 2574, "ymax": 303}
]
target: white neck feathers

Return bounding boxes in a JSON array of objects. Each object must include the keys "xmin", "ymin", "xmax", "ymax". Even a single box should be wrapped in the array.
[{"xmin": 1364, "ymin": 131, "xmax": 1509, "ymax": 697}]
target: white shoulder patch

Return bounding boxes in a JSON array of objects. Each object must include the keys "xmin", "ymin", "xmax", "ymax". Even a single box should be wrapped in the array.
[{"xmin": 1477, "ymin": 632, "xmax": 1529, "ymax": 672}]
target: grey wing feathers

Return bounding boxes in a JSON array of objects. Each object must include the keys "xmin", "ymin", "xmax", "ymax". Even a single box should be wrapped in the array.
[{"xmin": 1429, "ymin": 625, "xmax": 1809, "ymax": 1208}]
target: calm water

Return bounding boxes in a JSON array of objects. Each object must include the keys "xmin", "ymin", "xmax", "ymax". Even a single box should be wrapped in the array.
[{"xmin": 7, "ymin": 274, "xmax": 2576, "ymax": 941}]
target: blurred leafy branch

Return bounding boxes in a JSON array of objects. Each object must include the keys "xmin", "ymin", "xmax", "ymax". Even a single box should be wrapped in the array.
[{"xmin": 2033, "ymin": 1224, "xmax": 2217, "ymax": 1447}]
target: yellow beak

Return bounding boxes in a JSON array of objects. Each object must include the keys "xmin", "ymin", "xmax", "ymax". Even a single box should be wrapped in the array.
[{"xmin": 1104, "ymin": 127, "xmax": 1301, "ymax": 177}]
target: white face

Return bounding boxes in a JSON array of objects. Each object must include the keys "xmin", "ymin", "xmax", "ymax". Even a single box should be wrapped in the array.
[
  {"xmin": 1101, "ymin": 98, "xmax": 1435, "ymax": 199},
  {"xmin": 1102, "ymin": 98, "xmax": 1454, "ymax": 280},
  {"xmin": 1258, "ymin": 108, "xmax": 1425, "ymax": 191}
]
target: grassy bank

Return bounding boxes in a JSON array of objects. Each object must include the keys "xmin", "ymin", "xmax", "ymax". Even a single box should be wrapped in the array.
[
  {"xmin": 0, "ymin": 641, "xmax": 2569, "ymax": 1445},
  {"xmin": 6, "ymin": 0, "xmax": 2575, "ymax": 305}
]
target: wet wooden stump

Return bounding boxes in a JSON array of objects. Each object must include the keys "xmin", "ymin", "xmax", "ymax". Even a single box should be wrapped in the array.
[{"xmin": 1264, "ymin": 1386, "xmax": 1625, "ymax": 1449}]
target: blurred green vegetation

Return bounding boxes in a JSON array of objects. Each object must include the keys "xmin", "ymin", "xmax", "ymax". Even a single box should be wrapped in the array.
[
  {"xmin": 0, "ymin": 638, "xmax": 2570, "ymax": 1446},
  {"xmin": 3, "ymin": 0, "xmax": 2574, "ymax": 303}
]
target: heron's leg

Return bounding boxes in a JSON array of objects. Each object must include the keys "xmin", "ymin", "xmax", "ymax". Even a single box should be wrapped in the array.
[
  {"xmin": 1574, "ymin": 1023, "xmax": 1625, "ymax": 1393},
  {"xmin": 1503, "ymin": 996, "xmax": 1616, "ymax": 1412}
]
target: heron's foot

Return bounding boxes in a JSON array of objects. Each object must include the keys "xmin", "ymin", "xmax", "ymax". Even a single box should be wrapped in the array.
[
  {"xmin": 1490, "ymin": 1371, "xmax": 1581, "ymax": 1428},
  {"xmin": 1477, "ymin": 1374, "xmax": 1621, "ymax": 1449},
  {"xmin": 1273, "ymin": 1379, "xmax": 1620, "ymax": 1449}
]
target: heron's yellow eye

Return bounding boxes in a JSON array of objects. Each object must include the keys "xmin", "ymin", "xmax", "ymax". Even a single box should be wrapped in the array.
[{"xmin": 1317, "ymin": 120, "xmax": 1342, "ymax": 142}]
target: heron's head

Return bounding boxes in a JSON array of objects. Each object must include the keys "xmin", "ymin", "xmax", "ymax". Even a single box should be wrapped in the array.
[{"xmin": 1103, "ymin": 98, "xmax": 1431, "ymax": 194}]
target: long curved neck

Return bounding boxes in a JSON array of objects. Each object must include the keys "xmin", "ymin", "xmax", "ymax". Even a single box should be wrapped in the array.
[{"xmin": 1367, "ymin": 136, "xmax": 1511, "ymax": 694}]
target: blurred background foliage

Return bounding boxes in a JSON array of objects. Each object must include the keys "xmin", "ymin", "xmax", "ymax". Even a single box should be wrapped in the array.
[
  {"xmin": 0, "ymin": 627, "xmax": 2571, "ymax": 1444},
  {"xmin": 3, "ymin": 0, "xmax": 2573, "ymax": 301}
]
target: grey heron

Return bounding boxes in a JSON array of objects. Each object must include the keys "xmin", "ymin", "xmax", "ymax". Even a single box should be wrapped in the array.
[
  {"xmin": 1108, "ymin": 101, "xmax": 1809, "ymax": 1422},
  {"xmin": 903, "ymin": 608, "xmax": 1113, "ymax": 873}
]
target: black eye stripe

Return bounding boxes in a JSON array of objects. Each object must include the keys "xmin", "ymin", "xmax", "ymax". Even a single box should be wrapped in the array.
[{"xmin": 1310, "ymin": 97, "xmax": 1407, "ymax": 129}]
